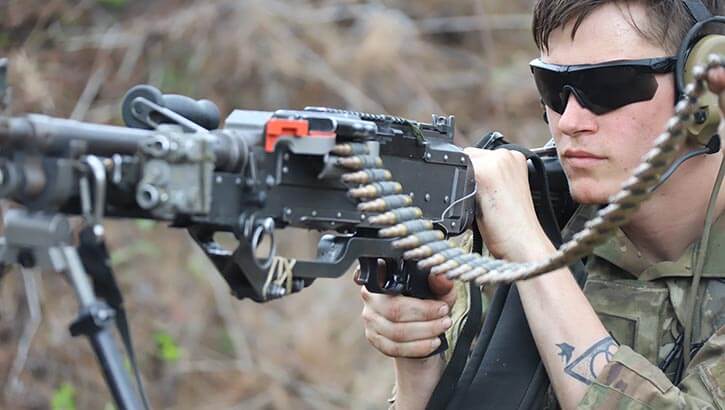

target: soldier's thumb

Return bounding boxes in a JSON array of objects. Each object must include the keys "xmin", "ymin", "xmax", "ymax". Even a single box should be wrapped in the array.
[{"xmin": 428, "ymin": 273, "xmax": 456, "ymax": 307}]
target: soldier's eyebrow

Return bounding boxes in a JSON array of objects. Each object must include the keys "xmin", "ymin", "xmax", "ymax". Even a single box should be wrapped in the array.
[{"xmin": 555, "ymin": 336, "xmax": 618, "ymax": 385}]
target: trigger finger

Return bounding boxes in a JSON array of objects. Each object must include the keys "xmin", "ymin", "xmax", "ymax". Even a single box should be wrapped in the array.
[{"xmin": 369, "ymin": 313, "xmax": 453, "ymax": 343}]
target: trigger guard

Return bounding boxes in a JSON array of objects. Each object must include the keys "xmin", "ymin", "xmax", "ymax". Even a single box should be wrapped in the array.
[{"xmin": 358, "ymin": 257, "xmax": 407, "ymax": 295}]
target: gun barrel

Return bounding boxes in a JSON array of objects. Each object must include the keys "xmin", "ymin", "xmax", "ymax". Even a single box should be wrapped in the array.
[
  {"xmin": 0, "ymin": 114, "xmax": 152, "ymax": 156},
  {"xmin": 0, "ymin": 114, "xmax": 248, "ymax": 171}
]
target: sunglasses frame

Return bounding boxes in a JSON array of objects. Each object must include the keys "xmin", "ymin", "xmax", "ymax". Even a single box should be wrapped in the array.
[
  {"xmin": 529, "ymin": 56, "xmax": 677, "ymax": 74},
  {"xmin": 530, "ymin": 56, "xmax": 677, "ymax": 115}
]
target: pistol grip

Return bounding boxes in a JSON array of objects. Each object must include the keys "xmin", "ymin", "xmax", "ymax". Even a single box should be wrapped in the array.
[
  {"xmin": 356, "ymin": 258, "xmax": 449, "ymax": 357},
  {"xmin": 404, "ymin": 260, "xmax": 449, "ymax": 357}
]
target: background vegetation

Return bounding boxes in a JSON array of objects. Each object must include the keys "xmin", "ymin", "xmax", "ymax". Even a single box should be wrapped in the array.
[{"xmin": 0, "ymin": 1, "xmax": 548, "ymax": 408}]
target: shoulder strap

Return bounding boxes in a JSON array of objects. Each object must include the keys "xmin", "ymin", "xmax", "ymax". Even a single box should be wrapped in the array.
[
  {"xmin": 683, "ymin": 0, "xmax": 713, "ymax": 22},
  {"xmin": 426, "ymin": 281, "xmax": 483, "ymax": 410}
]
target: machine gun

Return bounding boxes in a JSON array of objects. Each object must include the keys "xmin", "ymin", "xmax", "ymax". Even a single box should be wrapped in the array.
[
  {"xmin": 0, "ymin": 85, "xmax": 483, "ymax": 300},
  {"xmin": 0, "ymin": 81, "xmax": 575, "ymax": 301},
  {"xmin": 0, "ymin": 76, "xmax": 574, "ymax": 408}
]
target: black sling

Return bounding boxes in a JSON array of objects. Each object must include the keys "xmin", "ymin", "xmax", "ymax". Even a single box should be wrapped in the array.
[{"xmin": 427, "ymin": 136, "xmax": 587, "ymax": 410}]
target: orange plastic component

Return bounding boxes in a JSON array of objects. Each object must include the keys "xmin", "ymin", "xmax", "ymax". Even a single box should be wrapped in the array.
[{"xmin": 265, "ymin": 119, "xmax": 310, "ymax": 152}]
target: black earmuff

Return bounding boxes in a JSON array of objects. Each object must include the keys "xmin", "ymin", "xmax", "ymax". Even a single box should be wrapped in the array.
[{"xmin": 677, "ymin": 0, "xmax": 725, "ymax": 145}]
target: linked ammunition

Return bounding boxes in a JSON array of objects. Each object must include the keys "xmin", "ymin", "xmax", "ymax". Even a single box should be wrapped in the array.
[
  {"xmin": 337, "ymin": 155, "xmax": 382, "ymax": 170},
  {"xmin": 459, "ymin": 266, "xmax": 488, "ymax": 281},
  {"xmin": 349, "ymin": 181, "xmax": 402, "ymax": 199},
  {"xmin": 379, "ymin": 219, "xmax": 433, "ymax": 238},
  {"xmin": 392, "ymin": 230, "xmax": 444, "ymax": 249},
  {"xmin": 403, "ymin": 240, "xmax": 454, "ymax": 260},
  {"xmin": 368, "ymin": 207, "xmax": 423, "ymax": 225},
  {"xmin": 417, "ymin": 247, "xmax": 466, "ymax": 270},
  {"xmin": 446, "ymin": 257, "xmax": 500, "ymax": 279},
  {"xmin": 341, "ymin": 169, "xmax": 392, "ymax": 184},
  {"xmin": 357, "ymin": 194, "xmax": 412, "ymax": 212},
  {"xmin": 331, "ymin": 143, "xmax": 369, "ymax": 156},
  {"xmin": 430, "ymin": 253, "xmax": 478, "ymax": 275}
]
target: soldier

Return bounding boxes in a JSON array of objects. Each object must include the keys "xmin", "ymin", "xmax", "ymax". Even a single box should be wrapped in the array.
[{"xmin": 360, "ymin": 0, "xmax": 725, "ymax": 408}]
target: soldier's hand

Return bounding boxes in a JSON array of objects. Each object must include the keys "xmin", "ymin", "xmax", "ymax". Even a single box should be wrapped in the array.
[
  {"xmin": 464, "ymin": 147, "xmax": 553, "ymax": 261},
  {"xmin": 360, "ymin": 266, "xmax": 455, "ymax": 358}
]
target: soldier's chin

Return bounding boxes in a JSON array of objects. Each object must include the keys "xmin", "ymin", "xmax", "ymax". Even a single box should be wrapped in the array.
[{"xmin": 569, "ymin": 183, "xmax": 611, "ymax": 205}]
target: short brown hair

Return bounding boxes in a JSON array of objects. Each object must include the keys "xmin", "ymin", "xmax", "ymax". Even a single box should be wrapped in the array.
[{"xmin": 532, "ymin": 0, "xmax": 723, "ymax": 54}]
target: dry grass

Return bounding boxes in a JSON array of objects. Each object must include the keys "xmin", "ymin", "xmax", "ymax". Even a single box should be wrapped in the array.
[{"xmin": 0, "ymin": 0, "xmax": 548, "ymax": 408}]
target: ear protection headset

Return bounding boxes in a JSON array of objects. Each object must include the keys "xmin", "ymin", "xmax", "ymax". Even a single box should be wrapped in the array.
[{"xmin": 678, "ymin": 0, "xmax": 725, "ymax": 145}]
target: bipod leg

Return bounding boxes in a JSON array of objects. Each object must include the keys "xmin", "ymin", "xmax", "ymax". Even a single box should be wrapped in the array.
[{"xmin": 62, "ymin": 245, "xmax": 144, "ymax": 410}]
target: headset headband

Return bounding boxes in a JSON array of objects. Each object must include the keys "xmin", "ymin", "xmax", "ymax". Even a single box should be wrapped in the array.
[{"xmin": 683, "ymin": 0, "xmax": 713, "ymax": 22}]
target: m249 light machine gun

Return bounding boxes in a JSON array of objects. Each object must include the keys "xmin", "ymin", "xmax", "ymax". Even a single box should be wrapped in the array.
[
  {"xmin": 0, "ymin": 79, "xmax": 494, "ymax": 408},
  {"xmin": 5, "ymin": 39, "xmax": 725, "ymax": 408},
  {"xmin": 0, "ymin": 84, "xmax": 478, "ymax": 302}
]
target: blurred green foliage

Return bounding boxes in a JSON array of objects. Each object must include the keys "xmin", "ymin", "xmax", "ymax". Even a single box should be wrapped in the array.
[
  {"xmin": 110, "ymin": 240, "xmax": 161, "ymax": 265},
  {"xmin": 51, "ymin": 383, "xmax": 76, "ymax": 410},
  {"xmin": 134, "ymin": 219, "xmax": 157, "ymax": 231},
  {"xmin": 98, "ymin": 0, "xmax": 128, "ymax": 9},
  {"xmin": 154, "ymin": 331, "xmax": 182, "ymax": 363}
]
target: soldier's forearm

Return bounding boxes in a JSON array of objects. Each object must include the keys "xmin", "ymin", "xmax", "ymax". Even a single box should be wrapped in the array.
[
  {"xmin": 392, "ymin": 356, "xmax": 446, "ymax": 410},
  {"xmin": 516, "ymin": 243, "xmax": 616, "ymax": 409}
]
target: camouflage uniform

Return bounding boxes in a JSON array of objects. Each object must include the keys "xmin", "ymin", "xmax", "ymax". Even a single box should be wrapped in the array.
[
  {"xmin": 575, "ymin": 205, "xmax": 725, "ymax": 409},
  {"xmin": 386, "ymin": 206, "xmax": 724, "ymax": 409},
  {"xmin": 433, "ymin": 206, "xmax": 725, "ymax": 409}
]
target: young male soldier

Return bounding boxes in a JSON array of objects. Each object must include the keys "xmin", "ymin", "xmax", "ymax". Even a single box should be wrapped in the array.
[{"xmin": 360, "ymin": 1, "xmax": 725, "ymax": 408}]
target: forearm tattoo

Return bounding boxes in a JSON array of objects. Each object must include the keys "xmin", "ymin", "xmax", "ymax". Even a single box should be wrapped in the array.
[{"xmin": 555, "ymin": 336, "xmax": 617, "ymax": 385}]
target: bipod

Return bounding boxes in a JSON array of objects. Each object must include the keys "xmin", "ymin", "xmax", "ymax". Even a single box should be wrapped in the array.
[
  {"xmin": 0, "ymin": 155, "xmax": 147, "ymax": 409},
  {"xmin": 0, "ymin": 209, "xmax": 144, "ymax": 409}
]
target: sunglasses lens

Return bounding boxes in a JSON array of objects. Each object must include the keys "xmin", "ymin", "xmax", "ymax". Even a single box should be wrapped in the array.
[
  {"xmin": 532, "ymin": 64, "xmax": 661, "ymax": 115},
  {"xmin": 576, "ymin": 66, "xmax": 659, "ymax": 114},
  {"xmin": 532, "ymin": 66, "xmax": 567, "ymax": 114}
]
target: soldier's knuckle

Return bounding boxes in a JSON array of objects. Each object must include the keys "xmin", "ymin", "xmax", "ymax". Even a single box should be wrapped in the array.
[
  {"xmin": 373, "ymin": 334, "xmax": 394, "ymax": 357},
  {"xmin": 427, "ymin": 304, "xmax": 442, "ymax": 320},
  {"xmin": 368, "ymin": 331, "xmax": 392, "ymax": 356},
  {"xmin": 439, "ymin": 318, "xmax": 451, "ymax": 334},
  {"xmin": 361, "ymin": 307, "xmax": 374, "ymax": 326},
  {"xmin": 390, "ymin": 325, "xmax": 407, "ymax": 343},
  {"xmin": 413, "ymin": 341, "xmax": 433, "ymax": 357},
  {"xmin": 387, "ymin": 342, "xmax": 402, "ymax": 358},
  {"xmin": 510, "ymin": 150, "xmax": 526, "ymax": 163},
  {"xmin": 387, "ymin": 299, "xmax": 403, "ymax": 322},
  {"xmin": 360, "ymin": 286, "xmax": 370, "ymax": 301},
  {"xmin": 364, "ymin": 329, "xmax": 375, "ymax": 345}
]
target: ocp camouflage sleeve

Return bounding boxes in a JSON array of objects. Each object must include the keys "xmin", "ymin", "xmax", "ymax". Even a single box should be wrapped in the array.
[{"xmin": 578, "ymin": 325, "xmax": 725, "ymax": 409}]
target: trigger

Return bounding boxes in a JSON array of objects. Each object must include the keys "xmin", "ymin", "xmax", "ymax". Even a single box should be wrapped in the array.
[
  {"xmin": 357, "ymin": 257, "xmax": 385, "ymax": 293},
  {"xmin": 383, "ymin": 279, "xmax": 405, "ymax": 295},
  {"xmin": 382, "ymin": 258, "xmax": 405, "ymax": 295}
]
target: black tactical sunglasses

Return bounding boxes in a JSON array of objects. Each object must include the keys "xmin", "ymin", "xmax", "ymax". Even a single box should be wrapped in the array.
[{"xmin": 530, "ymin": 57, "xmax": 677, "ymax": 115}]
